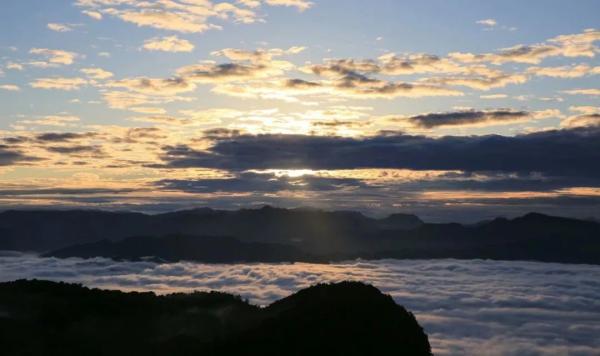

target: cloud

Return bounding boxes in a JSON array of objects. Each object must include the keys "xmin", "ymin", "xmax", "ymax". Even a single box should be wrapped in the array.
[
  {"xmin": 82, "ymin": 10, "xmax": 103, "ymax": 20},
  {"xmin": 74, "ymin": 0, "xmax": 311, "ymax": 34},
  {"xmin": 450, "ymin": 29, "xmax": 600, "ymax": 64},
  {"xmin": 101, "ymin": 90, "xmax": 192, "ymax": 110},
  {"xmin": 16, "ymin": 115, "xmax": 80, "ymax": 128},
  {"xmin": 29, "ymin": 48, "xmax": 79, "ymax": 65},
  {"xmin": 177, "ymin": 61, "xmax": 293, "ymax": 84},
  {"xmin": 561, "ymin": 114, "xmax": 600, "ymax": 128},
  {"xmin": 35, "ymin": 132, "xmax": 95, "ymax": 142},
  {"xmin": 0, "ymin": 147, "xmax": 36, "ymax": 166},
  {"xmin": 81, "ymin": 67, "xmax": 114, "ymax": 80},
  {"xmin": 399, "ymin": 109, "xmax": 557, "ymax": 129},
  {"xmin": 0, "ymin": 84, "xmax": 20, "ymax": 91},
  {"xmin": 1, "ymin": 255, "xmax": 599, "ymax": 355},
  {"xmin": 6, "ymin": 63, "xmax": 24, "ymax": 71},
  {"xmin": 563, "ymin": 88, "xmax": 600, "ymax": 96},
  {"xmin": 106, "ymin": 77, "xmax": 197, "ymax": 95},
  {"xmin": 480, "ymin": 94, "xmax": 508, "ymax": 99},
  {"xmin": 30, "ymin": 77, "xmax": 87, "ymax": 90},
  {"xmin": 264, "ymin": 0, "xmax": 313, "ymax": 11},
  {"xmin": 47, "ymin": 23, "xmax": 73, "ymax": 32},
  {"xmin": 157, "ymin": 127, "xmax": 600, "ymax": 179},
  {"xmin": 527, "ymin": 64, "xmax": 600, "ymax": 78},
  {"xmin": 476, "ymin": 18, "xmax": 497, "ymax": 27},
  {"xmin": 142, "ymin": 36, "xmax": 195, "ymax": 53},
  {"xmin": 156, "ymin": 171, "xmax": 366, "ymax": 193}
]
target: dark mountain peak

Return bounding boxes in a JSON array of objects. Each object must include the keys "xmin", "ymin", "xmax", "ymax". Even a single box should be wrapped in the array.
[
  {"xmin": 378, "ymin": 213, "xmax": 424, "ymax": 230},
  {"xmin": 520, "ymin": 212, "xmax": 553, "ymax": 220},
  {"xmin": 258, "ymin": 281, "xmax": 432, "ymax": 356},
  {"xmin": 0, "ymin": 279, "xmax": 432, "ymax": 356},
  {"xmin": 269, "ymin": 281, "xmax": 394, "ymax": 311}
]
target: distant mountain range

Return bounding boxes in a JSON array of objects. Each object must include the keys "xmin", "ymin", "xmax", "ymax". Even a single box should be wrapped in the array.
[
  {"xmin": 0, "ymin": 207, "xmax": 599, "ymax": 264},
  {"xmin": 0, "ymin": 280, "xmax": 432, "ymax": 356}
]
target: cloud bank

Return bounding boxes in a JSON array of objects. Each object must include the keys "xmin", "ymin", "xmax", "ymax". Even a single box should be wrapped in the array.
[{"xmin": 1, "ymin": 254, "xmax": 599, "ymax": 356}]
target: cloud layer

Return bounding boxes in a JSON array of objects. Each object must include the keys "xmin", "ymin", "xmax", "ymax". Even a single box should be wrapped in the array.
[{"xmin": 1, "ymin": 253, "xmax": 599, "ymax": 356}]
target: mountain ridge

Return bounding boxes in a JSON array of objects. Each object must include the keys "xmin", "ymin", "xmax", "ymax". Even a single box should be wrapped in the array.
[
  {"xmin": 1, "ymin": 207, "xmax": 599, "ymax": 265},
  {"xmin": 0, "ymin": 279, "xmax": 432, "ymax": 356}
]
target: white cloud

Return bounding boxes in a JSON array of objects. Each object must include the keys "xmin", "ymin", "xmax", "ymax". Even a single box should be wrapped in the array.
[
  {"xmin": 476, "ymin": 19, "xmax": 497, "ymax": 27},
  {"xmin": 264, "ymin": 0, "xmax": 313, "ymax": 11},
  {"xmin": 1, "ymin": 255, "xmax": 599, "ymax": 356},
  {"xmin": 81, "ymin": 67, "xmax": 114, "ymax": 80},
  {"xmin": 82, "ymin": 10, "xmax": 103, "ymax": 20},
  {"xmin": 29, "ymin": 48, "xmax": 79, "ymax": 66},
  {"xmin": 563, "ymin": 88, "xmax": 600, "ymax": 96},
  {"xmin": 30, "ymin": 77, "xmax": 87, "ymax": 91},
  {"xmin": 47, "ymin": 23, "xmax": 73, "ymax": 32},
  {"xmin": 0, "ymin": 84, "xmax": 20, "ymax": 91},
  {"xmin": 142, "ymin": 36, "xmax": 195, "ymax": 53}
]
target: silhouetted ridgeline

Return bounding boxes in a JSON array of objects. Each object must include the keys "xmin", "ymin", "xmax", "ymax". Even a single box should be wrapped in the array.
[
  {"xmin": 0, "ymin": 280, "xmax": 432, "ymax": 356},
  {"xmin": 1, "ymin": 207, "xmax": 599, "ymax": 264}
]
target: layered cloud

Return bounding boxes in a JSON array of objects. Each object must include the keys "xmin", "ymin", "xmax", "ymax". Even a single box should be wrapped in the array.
[
  {"xmin": 1, "ymin": 255, "xmax": 599, "ymax": 355},
  {"xmin": 157, "ymin": 127, "xmax": 600, "ymax": 179},
  {"xmin": 397, "ymin": 109, "xmax": 560, "ymax": 128},
  {"xmin": 30, "ymin": 77, "xmax": 88, "ymax": 90}
]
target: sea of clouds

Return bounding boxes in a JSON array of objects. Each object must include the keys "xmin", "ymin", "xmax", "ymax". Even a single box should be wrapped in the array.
[{"xmin": 1, "ymin": 252, "xmax": 599, "ymax": 355}]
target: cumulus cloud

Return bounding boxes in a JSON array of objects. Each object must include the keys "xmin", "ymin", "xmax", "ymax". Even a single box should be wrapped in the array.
[
  {"xmin": 29, "ymin": 48, "xmax": 79, "ymax": 66},
  {"xmin": 74, "ymin": 0, "xmax": 312, "ymax": 34},
  {"xmin": 561, "ymin": 114, "xmax": 600, "ymax": 128},
  {"xmin": 1, "ymin": 255, "xmax": 599, "ymax": 355},
  {"xmin": 450, "ymin": 29, "xmax": 600, "ymax": 64},
  {"xmin": 142, "ymin": 36, "xmax": 195, "ymax": 53},
  {"xmin": 561, "ymin": 106, "xmax": 600, "ymax": 128},
  {"xmin": 81, "ymin": 67, "xmax": 114, "ymax": 80}
]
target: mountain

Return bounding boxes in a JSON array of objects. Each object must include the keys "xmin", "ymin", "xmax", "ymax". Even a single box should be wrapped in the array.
[
  {"xmin": 0, "ymin": 280, "xmax": 432, "ymax": 356},
  {"xmin": 47, "ymin": 235, "xmax": 319, "ymax": 263},
  {"xmin": 2, "ymin": 207, "xmax": 600, "ymax": 264},
  {"xmin": 0, "ymin": 206, "xmax": 420, "ymax": 253}
]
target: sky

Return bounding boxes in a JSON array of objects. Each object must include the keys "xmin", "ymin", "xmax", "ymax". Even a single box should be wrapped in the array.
[{"xmin": 0, "ymin": 0, "xmax": 599, "ymax": 221}]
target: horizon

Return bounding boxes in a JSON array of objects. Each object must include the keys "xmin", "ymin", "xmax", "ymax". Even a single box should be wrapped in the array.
[{"xmin": 0, "ymin": 204, "xmax": 596, "ymax": 224}]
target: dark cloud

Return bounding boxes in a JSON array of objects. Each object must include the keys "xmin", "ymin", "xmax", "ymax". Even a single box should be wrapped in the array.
[
  {"xmin": 156, "ymin": 172, "xmax": 366, "ymax": 193},
  {"xmin": 405, "ymin": 109, "xmax": 530, "ymax": 128},
  {"xmin": 0, "ymin": 188, "xmax": 139, "ymax": 196},
  {"xmin": 0, "ymin": 147, "xmax": 39, "ymax": 166},
  {"xmin": 158, "ymin": 127, "xmax": 600, "ymax": 179},
  {"xmin": 284, "ymin": 78, "xmax": 322, "ymax": 89},
  {"xmin": 36, "ymin": 132, "xmax": 95, "ymax": 142},
  {"xmin": 46, "ymin": 145, "xmax": 103, "ymax": 154}
]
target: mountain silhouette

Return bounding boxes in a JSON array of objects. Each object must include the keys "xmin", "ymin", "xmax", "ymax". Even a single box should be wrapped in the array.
[
  {"xmin": 0, "ymin": 280, "xmax": 431, "ymax": 356},
  {"xmin": 1, "ymin": 207, "xmax": 599, "ymax": 264}
]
